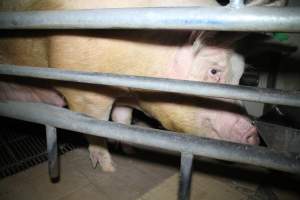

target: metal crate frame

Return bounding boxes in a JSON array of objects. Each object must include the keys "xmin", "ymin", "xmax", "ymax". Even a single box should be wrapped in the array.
[{"xmin": 1, "ymin": 1, "xmax": 300, "ymax": 199}]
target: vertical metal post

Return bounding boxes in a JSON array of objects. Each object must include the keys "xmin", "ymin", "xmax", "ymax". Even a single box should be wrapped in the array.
[
  {"xmin": 179, "ymin": 152, "xmax": 194, "ymax": 200},
  {"xmin": 46, "ymin": 125, "xmax": 59, "ymax": 181},
  {"xmin": 229, "ymin": 0, "xmax": 245, "ymax": 8}
]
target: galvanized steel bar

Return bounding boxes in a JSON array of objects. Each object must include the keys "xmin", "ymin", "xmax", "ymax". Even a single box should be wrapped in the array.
[
  {"xmin": 0, "ymin": 101, "xmax": 299, "ymax": 174},
  {"xmin": 46, "ymin": 125, "xmax": 59, "ymax": 181},
  {"xmin": 0, "ymin": 7, "xmax": 300, "ymax": 32},
  {"xmin": 179, "ymin": 153, "xmax": 194, "ymax": 200},
  {"xmin": 1, "ymin": 64, "xmax": 300, "ymax": 107}
]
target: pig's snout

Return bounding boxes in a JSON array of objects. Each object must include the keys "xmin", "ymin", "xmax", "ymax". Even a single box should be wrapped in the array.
[
  {"xmin": 233, "ymin": 117, "xmax": 260, "ymax": 145},
  {"xmin": 243, "ymin": 126, "xmax": 259, "ymax": 145}
]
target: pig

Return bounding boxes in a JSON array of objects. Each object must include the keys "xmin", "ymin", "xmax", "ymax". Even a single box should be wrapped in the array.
[
  {"xmin": 0, "ymin": 0, "xmax": 286, "ymax": 172},
  {"xmin": 0, "ymin": 80, "xmax": 66, "ymax": 107}
]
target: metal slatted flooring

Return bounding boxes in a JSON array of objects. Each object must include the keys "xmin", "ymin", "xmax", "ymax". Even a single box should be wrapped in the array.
[{"xmin": 0, "ymin": 117, "xmax": 86, "ymax": 179}]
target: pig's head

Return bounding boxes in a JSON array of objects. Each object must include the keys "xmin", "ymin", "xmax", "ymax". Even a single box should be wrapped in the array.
[{"xmin": 143, "ymin": 31, "xmax": 259, "ymax": 145}]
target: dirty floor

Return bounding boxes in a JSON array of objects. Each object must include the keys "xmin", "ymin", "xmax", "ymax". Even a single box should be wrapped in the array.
[
  {"xmin": 0, "ymin": 148, "xmax": 299, "ymax": 200},
  {"xmin": 0, "ymin": 148, "xmax": 177, "ymax": 200}
]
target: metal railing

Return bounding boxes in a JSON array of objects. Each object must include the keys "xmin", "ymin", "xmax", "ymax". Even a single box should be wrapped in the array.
[
  {"xmin": 0, "ymin": 101, "xmax": 299, "ymax": 173},
  {"xmin": 1, "ymin": 65, "xmax": 300, "ymax": 107},
  {"xmin": 1, "ymin": 2, "xmax": 300, "ymax": 200},
  {"xmin": 0, "ymin": 7, "xmax": 300, "ymax": 32},
  {"xmin": 1, "ymin": 65, "xmax": 300, "ymax": 199}
]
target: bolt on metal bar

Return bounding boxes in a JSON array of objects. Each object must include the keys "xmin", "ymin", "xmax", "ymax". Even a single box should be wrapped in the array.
[
  {"xmin": 179, "ymin": 152, "xmax": 194, "ymax": 200},
  {"xmin": 0, "ymin": 64, "xmax": 300, "ymax": 107},
  {"xmin": 46, "ymin": 125, "xmax": 59, "ymax": 181},
  {"xmin": 0, "ymin": 101, "xmax": 299, "ymax": 174},
  {"xmin": 229, "ymin": 0, "xmax": 245, "ymax": 8},
  {"xmin": 0, "ymin": 7, "xmax": 300, "ymax": 32}
]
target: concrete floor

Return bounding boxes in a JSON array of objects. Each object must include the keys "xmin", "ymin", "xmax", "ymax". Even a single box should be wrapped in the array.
[
  {"xmin": 0, "ymin": 148, "xmax": 177, "ymax": 200},
  {"xmin": 0, "ymin": 148, "xmax": 299, "ymax": 200}
]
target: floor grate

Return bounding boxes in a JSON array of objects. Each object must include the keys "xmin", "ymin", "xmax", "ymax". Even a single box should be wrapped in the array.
[{"xmin": 0, "ymin": 117, "xmax": 87, "ymax": 179}]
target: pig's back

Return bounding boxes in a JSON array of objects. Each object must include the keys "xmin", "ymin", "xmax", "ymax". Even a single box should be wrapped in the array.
[{"xmin": 0, "ymin": 0, "xmax": 220, "ymax": 77}]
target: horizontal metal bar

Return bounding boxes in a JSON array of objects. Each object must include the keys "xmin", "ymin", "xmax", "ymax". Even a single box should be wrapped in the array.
[
  {"xmin": 0, "ymin": 7, "xmax": 300, "ymax": 32},
  {"xmin": 0, "ymin": 101, "xmax": 299, "ymax": 174},
  {"xmin": 1, "ymin": 64, "xmax": 300, "ymax": 107}
]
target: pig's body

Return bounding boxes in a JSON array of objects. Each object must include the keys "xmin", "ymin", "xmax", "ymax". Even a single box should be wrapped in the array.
[
  {"xmin": 1, "ymin": 0, "xmax": 286, "ymax": 171},
  {"xmin": 0, "ymin": 81, "xmax": 66, "ymax": 107}
]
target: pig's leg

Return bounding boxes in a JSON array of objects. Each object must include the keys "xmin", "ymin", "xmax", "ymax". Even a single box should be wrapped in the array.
[
  {"xmin": 57, "ymin": 87, "xmax": 116, "ymax": 172},
  {"xmin": 86, "ymin": 135, "xmax": 115, "ymax": 172},
  {"xmin": 111, "ymin": 106, "xmax": 135, "ymax": 154}
]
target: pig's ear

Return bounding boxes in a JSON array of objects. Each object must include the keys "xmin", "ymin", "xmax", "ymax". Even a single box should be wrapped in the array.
[
  {"xmin": 189, "ymin": 31, "xmax": 217, "ymax": 54},
  {"xmin": 190, "ymin": 31, "xmax": 248, "ymax": 54}
]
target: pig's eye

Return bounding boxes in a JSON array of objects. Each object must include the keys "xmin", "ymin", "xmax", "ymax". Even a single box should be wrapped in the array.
[
  {"xmin": 211, "ymin": 69, "xmax": 217, "ymax": 75},
  {"xmin": 209, "ymin": 68, "xmax": 219, "ymax": 76},
  {"xmin": 208, "ymin": 68, "xmax": 222, "ymax": 82}
]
